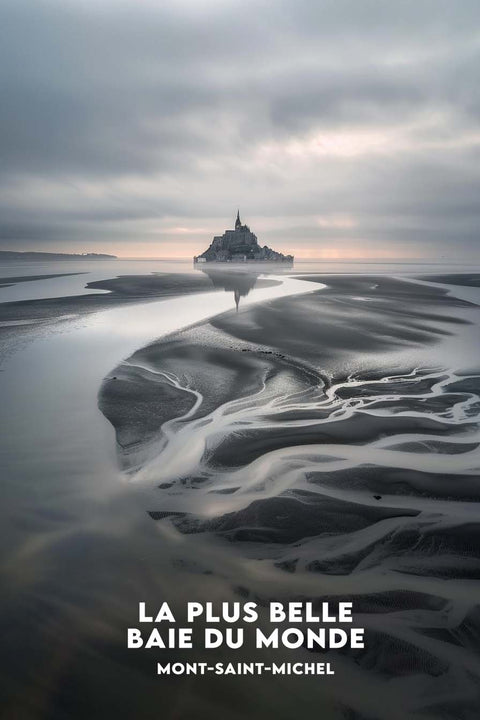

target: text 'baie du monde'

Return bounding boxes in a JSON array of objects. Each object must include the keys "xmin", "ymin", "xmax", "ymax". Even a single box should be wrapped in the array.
[{"xmin": 127, "ymin": 601, "xmax": 365, "ymax": 651}]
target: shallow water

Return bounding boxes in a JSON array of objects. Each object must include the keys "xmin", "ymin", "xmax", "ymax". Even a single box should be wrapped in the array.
[
  {"xmin": 1, "ymin": 257, "xmax": 479, "ymax": 304},
  {"xmin": 1, "ymin": 266, "xmax": 479, "ymax": 720},
  {"xmin": 99, "ymin": 272, "xmax": 480, "ymax": 719},
  {"xmin": 0, "ymin": 259, "xmax": 192, "ymax": 302}
]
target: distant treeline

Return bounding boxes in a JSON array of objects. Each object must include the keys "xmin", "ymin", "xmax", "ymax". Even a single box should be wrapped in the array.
[{"xmin": 0, "ymin": 250, "xmax": 117, "ymax": 261}]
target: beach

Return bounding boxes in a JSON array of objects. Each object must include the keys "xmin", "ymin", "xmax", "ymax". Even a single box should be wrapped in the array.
[{"xmin": 0, "ymin": 262, "xmax": 479, "ymax": 720}]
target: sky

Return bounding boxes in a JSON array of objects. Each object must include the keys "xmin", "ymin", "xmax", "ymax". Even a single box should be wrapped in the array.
[{"xmin": 0, "ymin": 0, "xmax": 479, "ymax": 260}]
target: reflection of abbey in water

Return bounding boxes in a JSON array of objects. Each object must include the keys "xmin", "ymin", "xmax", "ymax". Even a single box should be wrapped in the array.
[
  {"xmin": 198, "ymin": 268, "xmax": 259, "ymax": 311},
  {"xmin": 194, "ymin": 211, "xmax": 293, "ymax": 263}
]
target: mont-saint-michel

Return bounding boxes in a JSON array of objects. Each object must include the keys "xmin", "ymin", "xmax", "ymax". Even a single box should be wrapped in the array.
[{"xmin": 194, "ymin": 211, "xmax": 293, "ymax": 263}]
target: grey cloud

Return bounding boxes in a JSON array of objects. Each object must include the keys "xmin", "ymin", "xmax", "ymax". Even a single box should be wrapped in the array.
[{"xmin": 0, "ymin": 0, "xmax": 479, "ymax": 256}]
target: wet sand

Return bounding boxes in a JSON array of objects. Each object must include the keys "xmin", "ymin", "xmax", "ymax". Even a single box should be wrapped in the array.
[
  {"xmin": 98, "ymin": 273, "xmax": 480, "ymax": 719},
  {"xmin": 1, "ymin": 270, "xmax": 479, "ymax": 720},
  {"xmin": 0, "ymin": 270, "xmax": 281, "ymax": 363},
  {"xmin": 0, "ymin": 272, "xmax": 220, "ymax": 325},
  {"xmin": 0, "ymin": 271, "xmax": 86, "ymax": 287}
]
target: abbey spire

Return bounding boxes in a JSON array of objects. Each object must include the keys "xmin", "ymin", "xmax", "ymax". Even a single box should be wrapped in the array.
[{"xmin": 235, "ymin": 209, "xmax": 242, "ymax": 229}]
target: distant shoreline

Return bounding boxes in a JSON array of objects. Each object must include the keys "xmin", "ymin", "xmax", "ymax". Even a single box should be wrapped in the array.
[{"xmin": 0, "ymin": 250, "xmax": 117, "ymax": 261}]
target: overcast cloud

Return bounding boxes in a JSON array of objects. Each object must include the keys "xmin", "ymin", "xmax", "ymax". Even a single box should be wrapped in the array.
[{"xmin": 0, "ymin": 0, "xmax": 479, "ymax": 258}]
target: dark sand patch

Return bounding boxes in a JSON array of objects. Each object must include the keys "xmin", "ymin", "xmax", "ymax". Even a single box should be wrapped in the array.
[
  {"xmin": 0, "ymin": 271, "xmax": 279, "ymax": 326},
  {"xmin": 0, "ymin": 272, "xmax": 214, "ymax": 325},
  {"xmin": 159, "ymin": 492, "xmax": 419, "ymax": 544},
  {"xmin": 209, "ymin": 275, "xmax": 474, "ymax": 367},
  {"xmin": 0, "ymin": 272, "xmax": 86, "ymax": 287},
  {"xmin": 417, "ymin": 273, "xmax": 480, "ymax": 288},
  {"xmin": 0, "ymin": 271, "xmax": 279, "ymax": 361},
  {"xmin": 99, "ymin": 323, "xmax": 317, "ymax": 467},
  {"xmin": 99, "ymin": 276, "xmax": 477, "ymax": 471}
]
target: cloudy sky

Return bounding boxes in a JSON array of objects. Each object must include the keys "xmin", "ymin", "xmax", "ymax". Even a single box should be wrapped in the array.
[{"xmin": 1, "ymin": 0, "xmax": 479, "ymax": 259}]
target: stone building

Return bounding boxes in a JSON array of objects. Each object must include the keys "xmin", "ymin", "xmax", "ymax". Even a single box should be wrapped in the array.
[{"xmin": 194, "ymin": 211, "xmax": 293, "ymax": 263}]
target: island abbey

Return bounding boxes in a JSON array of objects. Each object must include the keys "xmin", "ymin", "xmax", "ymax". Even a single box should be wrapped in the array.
[{"xmin": 194, "ymin": 211, "xmax": 293, "ymax": 263}]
